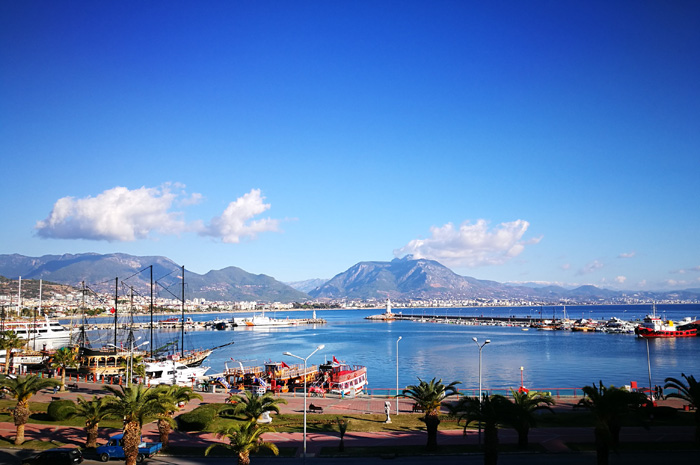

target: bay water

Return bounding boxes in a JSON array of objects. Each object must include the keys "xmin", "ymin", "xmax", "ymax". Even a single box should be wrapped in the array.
[{"xmin": 83, "ymin": 304, "xmax": 700, "ymax": 394}]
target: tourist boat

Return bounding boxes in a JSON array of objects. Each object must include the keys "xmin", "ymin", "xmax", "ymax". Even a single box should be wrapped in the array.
[
  {"xmin": 220, "ymin": 359, "xmax": 318, "ymax": 393},
  {"xmin": 318, "ymin": 356, "xmax": 368, "ymax": 396},
  {"xmin": 145, "ymin": 359, "xmax": 209, "ymax": 386},
  {"xmin": 1, "ymin": 317, "xmax": 73, "ymax": 350},
  {"xmin": 634, "ymin": 314, "xmax": 698, "ymax": 338},
  {"xmin": 78, "ymin": 346, "xmax": 149, "ymax": 378}
]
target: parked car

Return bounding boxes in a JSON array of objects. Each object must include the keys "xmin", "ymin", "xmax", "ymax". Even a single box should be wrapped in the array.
[{"xmin": 21, "ymin": 448, "xmax": 83, "ymax": 465}]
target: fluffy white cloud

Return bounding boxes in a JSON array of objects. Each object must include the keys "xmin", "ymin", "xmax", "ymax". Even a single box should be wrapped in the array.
[
  {"xmin": 615, "ymin": 275, "xmax": 627, "ymax": 284},
  {"xmin": 200, "ymin": 189, "xmax": 280, "ymax": 243},
  {"xmin": 36, "ymin": 185, "xmax": 185, "ymax": 241},
  {"xmin": 393, "ymin": 219, "xmax": 537, "ymax": 268},
  {"xmin": 618, "ymin": 251, "xmax": 636, "ymax": 259}
]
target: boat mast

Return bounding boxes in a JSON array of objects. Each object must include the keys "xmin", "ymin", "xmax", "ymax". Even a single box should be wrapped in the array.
[
  {"xmin": 114, "ymin": 277, "xmax": 118, "ymax": 349},
  {"xmin": 33, "ymin": 280, "xmax": 41, "ymax": 351},
  {"xmin": 17, "ymin": 276, "xmax": 21, "ymax": 316},
  {"xmin": 180, "ymin": 265, "xmax": 185, "ymax": 357},
  {"xmin": 150, "ymin": 265, "xmax": 154, "ymax": 359},
  {"xmin": 77, "ymin": 281, "xmax": 90, "ymax": 349}
]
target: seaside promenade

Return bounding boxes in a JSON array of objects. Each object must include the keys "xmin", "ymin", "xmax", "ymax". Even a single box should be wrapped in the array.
[{"xmin": 1, "ymin": 380, "xmax": 697, "ymax": 464}]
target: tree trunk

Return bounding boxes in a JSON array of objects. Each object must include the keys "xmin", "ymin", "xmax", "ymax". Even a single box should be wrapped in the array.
[
  {"xmin": 423, "ymin": 412, "xmax": 440, "ymax": 451},
  {"xmin": 339, "ymin": 437, "xmax": 345, "ymax": 452},
  {"xmin": 14, "ymin": 423, "xmax": 25, "ymax": 445},
  {"xmin": 86, "ymin": 423, "xmax": 99, "ymax": 448},
  {"xmin": 594, "ymin": 426, "xmax": 609, "ymax": 465},
  {"xmin": 157, "ymin": 418, "xmax": 171, "ymax": 449},
  {"xmin": 123, "ymin": 421, "xmax": 142, "ymax": 465},
  {"xmin": 13, "ymin": 402, "xmax": 30, "ymax": 445},
  {"xmin": 517, "ymin": 424, "xmax": 529, "ymax": 449},
  {"xmin": 484, "ymin": 421, "xmax": 499, "ymax": 465},
  {"xmin": 60, "ymin": 368, "xmax": 66, "ymax": 391},
  {"xmin": 237, "ymin": 451, "xmax": 251, "ymax": 465}
]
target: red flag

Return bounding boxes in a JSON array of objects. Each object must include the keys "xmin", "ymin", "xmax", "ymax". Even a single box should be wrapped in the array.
[
  {"xmin": 280, "ymin": 361, "xmax": 290, "ymax": 368},
  {"xmin": 333, "ymin": 356, "xmax": 340, "ymax": 364},
  {"xmin": 109, "ymin": 307, "xmax": 116, "ymax": 314}
]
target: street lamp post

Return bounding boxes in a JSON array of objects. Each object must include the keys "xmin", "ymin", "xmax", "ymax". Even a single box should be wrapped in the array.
[
  {"xmin": 284, "ymin": 344, "xmax": 325, "ymax": 459},
  {"xmin": 472, "ymin": 337, "xmax": 490, "ymax": 445},
  {"xmin": 396, "ymin": 336, "xmax": 402, "ymax": 415}
]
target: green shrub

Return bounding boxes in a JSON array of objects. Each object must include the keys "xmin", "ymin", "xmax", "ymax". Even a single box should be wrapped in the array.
[
  {"xmin": 47, "ymin": 399, "xmax": 76, "ymax": 421},
  {"xmin": 176, "ymin": 404, "xmax": 220, "ymax": 432}
]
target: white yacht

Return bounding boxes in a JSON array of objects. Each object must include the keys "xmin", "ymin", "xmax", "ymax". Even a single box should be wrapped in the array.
[
  {"xmin": 1, "ymin": 317, "xmax": 73, "ymax": 349},
  {"xmin": 145, "ymin": 359, "xmax": 209, "ymax": 386}
]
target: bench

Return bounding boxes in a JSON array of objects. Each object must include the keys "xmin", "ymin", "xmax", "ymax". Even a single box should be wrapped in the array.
[
  {"xmin": 67, "ymin": 383, "xmax": 79, "ymax": 391},
  {"xmin": 308, "ymin": 403, "xmax": 324, "ymax": 413}
]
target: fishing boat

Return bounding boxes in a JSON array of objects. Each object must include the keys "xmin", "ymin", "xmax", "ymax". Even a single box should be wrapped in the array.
[
  {"xmin": 634, "ymin": 314, "xmax": 698, "ymax": 338},
  {"xmin": 318, "ymin": 356, "xmax": 368, "ymax": 396}
]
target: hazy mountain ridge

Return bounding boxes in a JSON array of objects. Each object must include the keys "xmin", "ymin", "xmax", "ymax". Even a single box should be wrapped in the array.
[
  {"xmin": 2, "ymin": 253, "xmax": 699, "ymax": 304},
  {"xmin": 0, "ymin": 253, "xmax": 307, "ymax": 303}
]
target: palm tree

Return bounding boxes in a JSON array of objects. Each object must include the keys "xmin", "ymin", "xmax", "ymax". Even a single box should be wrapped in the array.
[
  {"xmin": 449, "ymin": 395, "xmax": 512, "ymax": 465},
  {"xmin": 505, "ymin": 389, "xmax": 555, "ymax": 449},
  {"xmin": 223, "ymin": 390, "xmax": 288, "ymax": 423},
  {"xmin": 103, "ymin": 384, "xmax": 163, "ymax": 465},
  {"xmin": 49, "ymin": 347, "xmax": 80, "ymax": 391},
  {"xmin": 71, "ymin": 395, "xmax": 111, "ymax": 448},
  {"xmin": 0, "ymin": 374, "xmax": 59, "ymax": 444},
  {"xmin": 401, "ymin": 377, "xmax": 460, "ymax": 451},
  {"xmin": 205, "ymin": 420, "xmax": 278, "ymax": 465},
  {"xmin": 152, "ymin": 384, "xmax": 202, "ymax": 449},
  {"xmin": 336, "ymin": 417, "xmax": 350, "ymax": 452},
  {"xmin": 0, "ymin": 331, "xmax": 27, "ymax": 374},
  {"xmin": 664, "ymin": 373, "xmax": 700, "ymax": 443},
  {"xmin": 576, "ymin": 381, "xmax": 648, "ymax": 465}
]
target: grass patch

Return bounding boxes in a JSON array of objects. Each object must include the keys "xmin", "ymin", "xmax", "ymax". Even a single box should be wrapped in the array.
[{"xmin": 209, "ymin": 410, "xmax": 463, "ymax": 434}]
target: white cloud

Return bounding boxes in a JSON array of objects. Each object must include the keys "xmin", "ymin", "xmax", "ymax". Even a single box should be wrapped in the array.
[
  {"xmin": 578, "ymin": 260, "xmax": 604, "ymax": 275},
  {"xmin": 200, "ymin": 189, "xmax": 280, "ymax": 243},
  {"xmin": 36, "ymin": 185, "xmax": 186, "ymax": 241},
  {"xmin": 618, "ymin": 251, "xmax": 636, "ymax": 259},
  {"xmin": 393, "ymin": 219, "xmax": 537, "ymax": 268},
  {"xmin": 615, "ymin": 275, "xmax": 627, "ymax": 284}
]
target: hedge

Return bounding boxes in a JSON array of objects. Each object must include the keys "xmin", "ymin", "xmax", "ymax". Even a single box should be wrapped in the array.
[
  {"xmin": 176, "ymin": 404, "xmax": 221, "ymax": 432},
  {"xmin": 47, "ymin": 399, "xmax": 76, "ymax": 421}
]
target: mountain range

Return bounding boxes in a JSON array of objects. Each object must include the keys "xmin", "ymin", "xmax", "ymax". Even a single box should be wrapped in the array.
[
  {"xmin": 1, "ymin": 253, "xmax": 698, "ymax": 304},
  {"xmin": 0, "ymin": 253, "xmax": 307, "ymax": 303}
]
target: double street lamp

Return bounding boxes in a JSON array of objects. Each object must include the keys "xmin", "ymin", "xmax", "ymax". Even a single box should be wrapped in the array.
[{"xmin": 283, "ymin": 344, "xmax": 325, "ymax": 459}]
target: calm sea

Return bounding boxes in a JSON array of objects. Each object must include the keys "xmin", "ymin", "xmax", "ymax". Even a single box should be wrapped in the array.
[{"xmin": 79, "ymin": 304, "xmax": 700, "ymax": 394}]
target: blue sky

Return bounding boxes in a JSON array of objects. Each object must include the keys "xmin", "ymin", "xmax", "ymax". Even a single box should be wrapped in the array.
[{"xmin": 1, "ymin": 1, "xmax": 699, "ymax": 291}]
